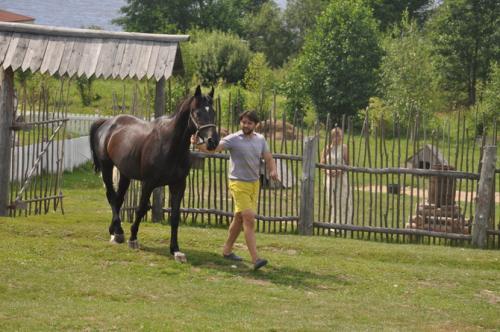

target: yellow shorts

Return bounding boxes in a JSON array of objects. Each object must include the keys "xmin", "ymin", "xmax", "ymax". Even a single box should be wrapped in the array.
[{"xmin": 229, "ymin": 180, "xmax": 260, "ymax": 213}]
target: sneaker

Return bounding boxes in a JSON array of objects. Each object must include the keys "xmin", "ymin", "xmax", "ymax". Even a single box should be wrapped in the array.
[
  {"xmin": 223, "ymin": 252, "xmax": 243, "ymax": 261},
  {"xmin": 253, "ymin": 258, "xmax": 268, "ymax": 271}
]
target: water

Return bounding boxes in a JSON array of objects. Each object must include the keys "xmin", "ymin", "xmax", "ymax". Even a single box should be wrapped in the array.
[{"xmin": 0, "ymin": 0, "xmax": 126, "ymax": 31}]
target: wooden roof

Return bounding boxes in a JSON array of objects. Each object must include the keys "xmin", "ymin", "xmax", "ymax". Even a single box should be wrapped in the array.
[{"xmin": 0, "ymin": 22, "xmax": 189, "ymax": 81}]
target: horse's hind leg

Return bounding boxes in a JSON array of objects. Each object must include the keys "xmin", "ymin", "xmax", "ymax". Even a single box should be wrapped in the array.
[
  {"xmin": 102, "ymin": 163, "xmax": 126, "ymax": 244},
  {"xmin": 113, "ymin": 174, "xmax": 130, "ymax": 237},
  {"xmin": 128, "ymin": 182, "xmax": 154, "ymax": 249}
]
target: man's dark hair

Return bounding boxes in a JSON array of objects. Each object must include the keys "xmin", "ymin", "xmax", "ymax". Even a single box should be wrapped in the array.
[{"xmin": 239, "ymin": 110, "xmax": 260, "ymax": 124}]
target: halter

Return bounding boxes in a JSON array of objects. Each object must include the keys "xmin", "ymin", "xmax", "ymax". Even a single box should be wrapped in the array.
[{"xmin": 190, "ymin": 108, "xmax": 216, "ymax": 144}]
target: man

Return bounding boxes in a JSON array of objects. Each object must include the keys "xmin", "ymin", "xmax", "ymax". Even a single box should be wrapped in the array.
[{"xmin": 196, "ymin": 110, "xmax": 278, "ymax": 270}]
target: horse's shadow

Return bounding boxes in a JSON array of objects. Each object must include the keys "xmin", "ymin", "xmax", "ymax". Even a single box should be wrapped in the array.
[{"xmin": 140, "ymin": 245, "xmax": 350, "ymax": 290}]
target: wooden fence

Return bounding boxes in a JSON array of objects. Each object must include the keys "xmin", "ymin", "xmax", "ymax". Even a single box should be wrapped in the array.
[{"xmin": 120, "ymin": 97, "xmax": 499, "ymax": 248}]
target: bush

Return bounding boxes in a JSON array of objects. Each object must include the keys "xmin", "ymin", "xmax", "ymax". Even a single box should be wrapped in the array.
[{"xmin": 184, "ymin": 30, "xmax": 252, "ymax": 85}]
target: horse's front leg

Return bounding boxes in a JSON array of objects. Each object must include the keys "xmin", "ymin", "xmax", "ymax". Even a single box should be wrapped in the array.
[
  {"xmin": 128, "ymin": 182, "xmax": 154, "ymax": 249},
  {"xmin": 169, "ymin": 178, "xmax": 187, "ymax": 262}
]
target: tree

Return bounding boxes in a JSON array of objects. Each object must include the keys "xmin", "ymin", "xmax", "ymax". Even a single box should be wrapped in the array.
[
  {"xmin": 113, "ymin": 0, "xmax": 268, "ymax": 34},
  {"xmin": 298, "ymin": 0, "xmax": 382, "ymax": 121},
  {"xmin": 284, "ymin": 0, "xmax": 330, "ymax": 55},
  {"xmin": 241, "ymin": 2, "xmax": 294, "ymax": 67},
  {"xmin": 184, "ymin": 30, "xmax": 252, "ymax": 85},
  {"xmin": 280, "ymin": 56, "xmax": 311, "ymax": 121},
  {"xmin": 428, "ymin": 0, "xmax": 500, "ymax": 106},
  {"xmin": 477, "ymin": 62, "xmax": 500, "ymax": 128},
  {"xmin": 364, "ymin": 0, "xmax": 433, "ymax": 30},
  {"xmin": 284, "ymin": 0, "xmax": 432, "ymax": 57},
  {"xmin": 379, "ymin": 12, "xmax": 442, "ymax": 126},
  {"xmin": 243, "ymin": 53, "xmax": 274, "ymax": 118}
]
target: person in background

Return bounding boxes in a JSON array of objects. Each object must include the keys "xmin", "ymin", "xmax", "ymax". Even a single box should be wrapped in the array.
[
  {"xmin": 195, "ymin": 110, "xmax": 278, "ymax": 270},
  {"xmin": 321, "ymin": 127, "xmax": 353, "ymax": 224}
]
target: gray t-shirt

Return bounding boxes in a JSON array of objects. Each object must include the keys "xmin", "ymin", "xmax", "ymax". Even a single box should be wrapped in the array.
[{"xmin": 221, "ymin": 130, "xmax": 270, "ymax": 182}]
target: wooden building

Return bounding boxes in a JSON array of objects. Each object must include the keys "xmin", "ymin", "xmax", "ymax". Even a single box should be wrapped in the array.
[
  {"xmin": 0, "ymin": 22, "xmax": 189, "ymax": 216},
  {"xmin": 0, "ymin": 10, "xmax": 35, "ymax": 24},
  {"xmin": 406, "ymin": 144, "xmax": 448, "ymax": 169}
]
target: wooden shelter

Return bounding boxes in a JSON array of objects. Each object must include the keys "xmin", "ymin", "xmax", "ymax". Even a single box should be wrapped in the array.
[
  {"xmin": 406, "ymin": 144, "xmax": 448, "ymax": 169},
  {"xmin": 0, "ymin": 22, "xmax": 189, "ymax": 216}
]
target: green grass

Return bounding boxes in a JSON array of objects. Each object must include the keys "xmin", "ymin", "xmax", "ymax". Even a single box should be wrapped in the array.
[{"xmin": 1, "ymin": 166, "xmax": 500, "ymax": 330}]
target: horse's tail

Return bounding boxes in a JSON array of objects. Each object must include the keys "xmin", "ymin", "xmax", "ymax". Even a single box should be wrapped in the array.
[{"xmin": 89, "ymin": 119, "xmax": 106, "ymax": 173}]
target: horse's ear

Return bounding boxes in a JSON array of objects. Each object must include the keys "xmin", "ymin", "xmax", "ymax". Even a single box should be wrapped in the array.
[
  {"xmin": 209, "ymin": 86, "xmax": 214, "ymax": 99},
  {"xmin": 194, "ymin": 85, "xmax": 202, "ymax": 98}
]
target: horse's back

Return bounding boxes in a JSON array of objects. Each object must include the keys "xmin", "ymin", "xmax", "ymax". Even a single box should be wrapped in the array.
[{"xmin": 96, "ymin": 115, "xmax": 154, "ymax": 178}]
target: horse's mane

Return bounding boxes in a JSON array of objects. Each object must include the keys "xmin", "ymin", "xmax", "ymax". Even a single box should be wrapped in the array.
[{"xmin": 165, "ymin": 95, "xmax": 194, "ymax": 119}]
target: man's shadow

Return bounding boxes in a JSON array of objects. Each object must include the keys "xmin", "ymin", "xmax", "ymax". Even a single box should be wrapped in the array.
[{"xmin": 141, "ymin": 245, "xmax": 351, "ymax": 290}]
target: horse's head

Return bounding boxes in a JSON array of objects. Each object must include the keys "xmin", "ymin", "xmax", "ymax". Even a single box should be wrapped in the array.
[{"xmin": 189, "ymin": 85, "xmax": 220, "ymax": 150}]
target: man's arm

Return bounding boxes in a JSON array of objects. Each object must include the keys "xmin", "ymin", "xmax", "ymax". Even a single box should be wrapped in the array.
[
  {"xmin": 263, "ymin": 151, "xmax": 279, "ymax": 181},
  {"xmin": 196, "ymin": 142, "xmax": 225, "ymax": 153}
]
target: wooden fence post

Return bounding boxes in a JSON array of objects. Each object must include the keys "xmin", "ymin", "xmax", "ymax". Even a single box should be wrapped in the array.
[
  {"xmin": 472, "ymin": 145, "xmax": 497, "ymax": 248},
  {"xmin": 0, "ymin": 67, "xmax": 14, "ymax": 216},
  {"xmin": 152, "ymin": 77, "xmax": 165, "ymax": 222},
  {"xmin": 299, "ymin": 135, "xmax": 318, "ymax": 235}
]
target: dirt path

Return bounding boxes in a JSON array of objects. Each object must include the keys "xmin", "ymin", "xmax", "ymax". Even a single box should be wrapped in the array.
[{"xmin": 358, "ymin": 185, "xmax": 500, "ymax": 204}]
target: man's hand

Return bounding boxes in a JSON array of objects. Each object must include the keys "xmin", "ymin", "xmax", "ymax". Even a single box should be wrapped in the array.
[{"xmin": 269, "ymin": 169, "xmax": 279, "ymax": 181}]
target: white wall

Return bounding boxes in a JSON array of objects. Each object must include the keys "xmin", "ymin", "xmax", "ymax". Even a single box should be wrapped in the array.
[{"xmin": 10, "ymin": 135, "xmax": 92, "ymax": 182}]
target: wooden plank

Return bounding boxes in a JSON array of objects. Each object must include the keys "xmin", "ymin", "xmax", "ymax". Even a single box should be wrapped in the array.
[
  {"xmin": 154, "ymin": 44, "xmax": 172, "ymax": 81},
  {"xmin": 76, "ymin": 40, "xmax": 93, "ymax": 77},
  {"xmin": 0, "ymin": 67, "xmax": 14, "ymax": 216},
  {"xmin": 66, "ymin": 39, "xmax": 85, "ymax": 77},
  {"xmin": 118, "ymin": 41, "xmax": 137, "ymax": 79},
  {"xmin": 9, "ymin": 34, "xmax": 31, "ymax": 71},
  {"xmin": 57, "ymin": 39, "xmax": 76, "ymax": 76},
  {"xmin": 298, "ymin": 136, "xmax": 318, "ymax": 235},
  {"xmin": 40, "ymin": 37, "xmax": 57, "ymax": 73},
  {"xmin": 77, "ymin": 38, "xmax": 102, "ymax": 78},
  {"xmin": 128, "ymin": 40, "xmax": 146, "ymax": 79},
  {"xmin": 0, "ymin": 32, "xmax": 13, "ymax": 62},
  {"xmin": 3, "ymin": 33, "xmax": 21, "ymax": 69},
  {"xmin": 40, "ymin": 37, "xmax": 63, "ymax": 74},
  {"xmin": 172, "ymin": 44, "xmax": 184, "ymax": 75},
  {"xmin": 163, "ymin": 44, "xmax": 178, "ymax": 80},
  {"xmin": 145, "ymin": 44, "xmax": 160, "ymax": 79},
  {"xmin": 135, "ymin": 42, "xmax": 153, "ymax": 80},
  {"xmin": 95, "ymin": 39, "xmax": 118, "ymax": 78},
  {"xmin": 47, "ymin": 39, "xmax": 66, "ymax": 75},
  {"xmin": 111, "ymin": 40, "xmax": 128, "ymax": 79},
  {"xmin": 472, "ymin": 145, "xmax": 497, "ymax": 248},
  {"xmin": 84, "ymin": 40, "xmax": 103, "ymax": 78},
  {"xmin": 26, "ymin": 36, "xmax": 49, "ymax": 72}
]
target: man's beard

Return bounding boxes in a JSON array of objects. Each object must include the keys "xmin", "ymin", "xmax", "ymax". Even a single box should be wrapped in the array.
[{"xmin": 242, "ymin": 128, "xmax": 253, "ymax": 135}]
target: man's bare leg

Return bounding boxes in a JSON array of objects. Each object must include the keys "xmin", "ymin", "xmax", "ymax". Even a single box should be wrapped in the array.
[
  {"xmin": 241, "ymin": 209, "xmax": 258, "ymax": 263},
  {"xmin": 223, "ymin": 212, "xmax": 243, "ymax": 255}
]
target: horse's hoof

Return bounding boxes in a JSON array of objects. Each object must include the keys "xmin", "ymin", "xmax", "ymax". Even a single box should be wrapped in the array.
[
  {"xmin": 109, "ymin": 233, "xmax": 125, "ymax": 244},
  {"xmin": 174, "ymin": 251, "xmax": 187, "ymax": 263},
  {"xmin": 128, "ymin": 240, "xmax": 140, "ymax": 250}
]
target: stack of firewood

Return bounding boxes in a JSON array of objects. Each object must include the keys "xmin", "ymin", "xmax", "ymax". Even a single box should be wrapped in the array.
[{"xmin": 407, "ymin": 203, "xmax": 470, "ymax": 234}]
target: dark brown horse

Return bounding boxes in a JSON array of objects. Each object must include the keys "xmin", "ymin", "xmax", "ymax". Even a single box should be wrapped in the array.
[{"xmin": 89, "ymin": 86, "xmax": 219, "ymax": 261}]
